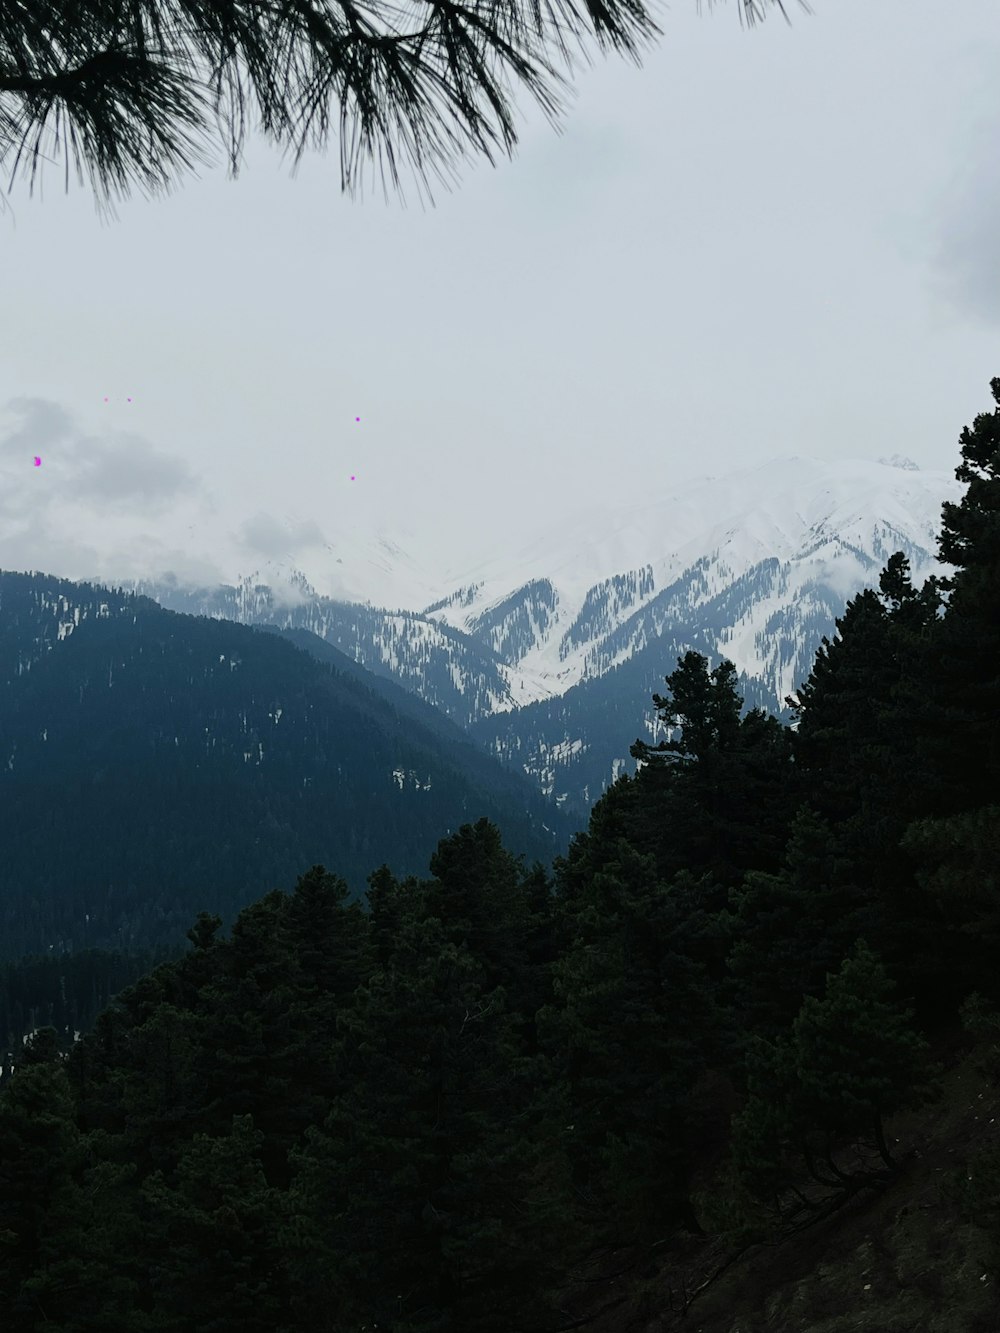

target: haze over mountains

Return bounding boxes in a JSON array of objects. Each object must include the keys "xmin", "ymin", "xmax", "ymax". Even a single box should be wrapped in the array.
[{"xmin": 107, "ymin": 453, "xmax": 962, "ymax": 811}]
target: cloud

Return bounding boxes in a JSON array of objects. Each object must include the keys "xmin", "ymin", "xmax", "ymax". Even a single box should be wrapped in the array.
[
  {"xmin": 926, "ymin": 63, "xmax": 1000, "ymax": 329},
  {"xmin": 931, "ymin": 174, "xmax": 1000, "ymax": 328},
  {"xmin": 1, "ymin": 396, "xmax": 199, "ymax": 514},
  {"xmin": 237, "ymin": 510, "xmax": 326, "ymax": 559},
  {"xmin": 1, "ymin": 397, "xmax": 75, "ymax": 453},
  {"xmin": 71, "ymin": 434, "xmax": 199, "ymax": 511},
  {"xmin": 0, "ymin": 396, "xmax": 211, "ymax": 585},
  {"xmin": 0, "ymin": 398, "xmax": 71, "ymax": 524}
]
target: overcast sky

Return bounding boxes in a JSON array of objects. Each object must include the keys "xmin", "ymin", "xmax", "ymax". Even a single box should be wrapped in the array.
[{"xmin": 1, "ymin": 0, "xmax": 999, "ymax": 600}]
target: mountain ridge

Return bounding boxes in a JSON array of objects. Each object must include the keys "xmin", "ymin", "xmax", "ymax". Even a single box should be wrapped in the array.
[
  {"xmin": 0, "ymin": 569, "xmax": 577, "ymax": 960},
  {"xmin": 102, "ymin": 454, "xmax": 961, "ymax": 812}
]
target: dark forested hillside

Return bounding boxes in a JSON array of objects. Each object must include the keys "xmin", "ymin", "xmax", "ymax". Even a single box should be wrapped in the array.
[
  {"xmin": 257, "ymin": 621, "xmax": 575, "ymax": 815},
  {"xmin": 2, "ymin": 379, "xmax": 1000, "ymax": 1333},
  {"xmin": 0, "ymin": 576, "xmax": 577, "ymax": 963}
]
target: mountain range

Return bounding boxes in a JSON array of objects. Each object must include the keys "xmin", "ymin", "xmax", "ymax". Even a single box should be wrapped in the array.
[
  {"xmin": 0, "ymin": 570, "xmax": 576, "ymax": 961},
  {"xmin": 112, "ymin": 453, "xmax": 962, "ymax": 814},
  {"xmin": 0, "ymin": 451, "xmax": 961, "ymax": 957}
]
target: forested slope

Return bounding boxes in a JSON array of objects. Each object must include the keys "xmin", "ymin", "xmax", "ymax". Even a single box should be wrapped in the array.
[
  {"xmin": 2, "ymin": 379, "xmax": 1000, "ymax": 1331},
  {"xmin": 0, "ymin": 578, "xmax": 575, "ymax": 963}
]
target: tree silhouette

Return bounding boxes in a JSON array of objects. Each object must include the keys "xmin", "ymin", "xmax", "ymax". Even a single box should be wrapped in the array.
[{"xmin": 0, "ymin": 0, "xmax": 805, "ymax": 216}]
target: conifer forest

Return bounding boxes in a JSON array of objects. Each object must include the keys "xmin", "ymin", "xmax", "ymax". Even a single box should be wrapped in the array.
[{"xmin": 3, "ymin": 380, "xmax": 1000, "ymax": 1330}]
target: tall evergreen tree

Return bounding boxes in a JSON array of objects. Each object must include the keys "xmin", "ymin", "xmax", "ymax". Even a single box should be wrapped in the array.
[
  {"xmin": 724, "ymin": 802, "xmax": 876, "ymax": 1050},
  {"xmin": 541, "ymin": 838, "xmax": 727, "ymax": 1247},
  {"xmin": 628, "ymin": 651, "xmax": 798, "ymax": 890},
  {"xmin": 730, "ymin": 941, "xmax": 942, "ymax": 1227},
  {"xmin": 424, "ymin": 819, "xmax": 540, "ymax": 1028},
  {"xmin": 784, "ymin": 553, "xmax": 953, "ymax": 1016},
  {"xmin": 65, "ymin": 913, "xmax": 224, "ymax": 1141},
  {"xmin": 139, "ymin": 1114, "xmax": 292, "ymax": 1333},
  {"xmin": 191, "ymin": 890, "xmax": 309, "ymax": 1186},
  {"xmin": 0, "ymin": 1036, "xmax": 88, "ymax": 1326},
  {"xmin": 870, "ymin": 549, "xmax": 948, "ymax": 819},
  {"xmin": 281, "ymin": 863, "xmax": 377, "ymax": 1108},
  {"xmin": 786, "ymin": 587, "xmax": 900, "ymax": 828},
  {"xmin": 366, "ymin": 862, "xmax": 423, "ymax": 971},
  {"xmin": 180, "ymin": 882, "xmax": 374, "ymax": 1192},
  {"xmin": 549, "ymin": 772, "xmax": 643, "ymax": 934},
  {"xmin": 516, "ymin": 860, "xmax": 562, "ymax": 1057},
  {"xmin": 898, "ymin": 805, "xmax": 1000, "ymax": 1011},
  {"xmin": 633, "ymin": 652, "xmax": 743, "ymax": 772},
  {"xmin": 282, "ymin": 909, "xmax": 573, "ymax": 1333},
  {"xmin": 110, "ymin": 999, "xmax": 205, "ymax": 1180},
  {"xmin": 910, "ymin": 376, "xmax": 1000, "ymax": 815},
  {"xmin": 784, "ymin": 555, "xmax": 945, "ymax": 850},
  {"xmin": 285, "ymin": 863, "xmax": 374, "ymax": 1000}
]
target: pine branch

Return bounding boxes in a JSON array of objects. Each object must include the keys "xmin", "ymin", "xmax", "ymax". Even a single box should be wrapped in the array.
[{"xmin": 0, "ymin": 0, "xmax": 806, "ymax": 211}]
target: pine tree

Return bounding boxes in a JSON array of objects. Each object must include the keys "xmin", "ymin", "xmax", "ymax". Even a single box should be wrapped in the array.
[
  {"xmin": 549, "ymin": 772, "xmax": 643, "ymax": 940},
  {"xmin": 724, "ymin": 803, "xmax": 876, "ymax": 1050},
  {"xmin": 282, "ymin": 909, "xmax": 572, "ymax": 1333},
  {"xmin": 516, "ymin": 860, "xmax": 561, "ymax": 1057},
  {"xmin": 281, "ymin": 862, "xmax": 377, "ymax": 1115},
  {"xmin": 631, "ymin": 651, "xmax": 743, "ymax": 775},
  {"xmin": 541, "ymin": 838, "xmax": 727, "ymax": 1247},
  {"xmin": 139, "ymin": 1113, "xmax": 292, "ymax": 1333},
  {"xmin": 870, "ymin": 549, "xmax": 947, "ymax": 824},
  {"xmin": 909, "ymin": 376, "xmax": 1000, "ymax": 815},
  {"xmin": 423, "ymin": 818, "xmax": 541, "ymax": 1029},
  {"xmin": 0, "ymin": 1037, "xmax": 69, "ymax": 1316},
  {"xmin": 0, "ymin": 1023, "xmax": 154, "ymax": 1331},
  {"xmin": 285, "ymin": 863, "xmax": 374, "ymax": 998},
  {"xmin": 786, "ymin": 551, "xmax": 945, "ymax": 845},
  {"xmin": 784, "ymin": 553, "xmax": 953, "ymax": 1016},
  {"xmin": 111, "ymin": 999, "xmax": 205, "ymax": 1180},
  {"xmin": 366, "ymin": 862, "xmax": 423, "ymax": 971},
  {"xmin": 785, "ymin": 587, "xmax": 900, "ymax": 829},
  {"xmin": 191, "ymin": 890, "xmax": 306, "ymax": 1187},
  {"xmin": 628, "ymin": 651, "xmax": 797, "ymax": 890},
  {"xmin": 730, "ymin": 941, "xmax": 942, "ymax": 1225},
  {"xmin": 898, "ymin": 806, "xmax": 1000, "ymax": 1011}
]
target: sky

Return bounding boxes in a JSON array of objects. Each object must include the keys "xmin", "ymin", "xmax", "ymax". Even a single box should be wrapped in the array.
[{"xmin": 1, "ymin": 0, "xmax": 999, "ymax": 603}]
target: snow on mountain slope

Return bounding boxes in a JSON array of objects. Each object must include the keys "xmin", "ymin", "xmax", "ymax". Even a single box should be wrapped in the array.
[
  {"xmin": 91, "ymin": 452, "xmax": 962, "ymax": 761},
  {"xmin": 420, "ymin": 455, "xmax": 961, "ymax": 712},
  {"xmin": 84, "ymin": 451, "xmax": 966, "ymax": 817}
]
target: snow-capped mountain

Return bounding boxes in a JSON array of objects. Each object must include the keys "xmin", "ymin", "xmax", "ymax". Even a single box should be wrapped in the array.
[
  {"xmin": 105, "ymin": 453, "xmax": 962, "ymax": 814},
  {"xmin": 423, "ymin": 454, "xmax": 958, "ymax": 712}
]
